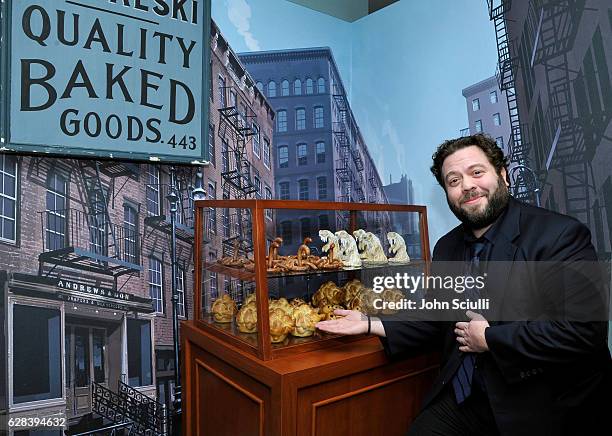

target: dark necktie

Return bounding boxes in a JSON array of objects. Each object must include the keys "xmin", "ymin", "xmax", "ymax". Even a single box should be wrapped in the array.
[{"xmin": 452, "ymin": 241, "xmax": 486, "ymax": 404}]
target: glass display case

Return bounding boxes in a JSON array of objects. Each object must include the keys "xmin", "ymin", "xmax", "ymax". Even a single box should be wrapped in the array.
[{"xmin": 193, "ymin": 199, "xmax": 431, "ymax": 360}]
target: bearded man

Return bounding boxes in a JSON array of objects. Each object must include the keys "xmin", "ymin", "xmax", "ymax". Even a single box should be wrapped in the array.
[{"xmin": 317, "ymin": 134, "xmax": 610, "ymax": 435}]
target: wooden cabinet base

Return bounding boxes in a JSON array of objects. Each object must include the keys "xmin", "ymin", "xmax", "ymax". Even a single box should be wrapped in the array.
[{"xmin": 181, "ymin": 321, "xmax": 439, "ymax": 436}]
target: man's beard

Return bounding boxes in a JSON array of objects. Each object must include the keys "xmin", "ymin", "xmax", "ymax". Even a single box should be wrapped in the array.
[{"xmin": 447, "ymin": 176, "xmax": 510, "ymax": 230}]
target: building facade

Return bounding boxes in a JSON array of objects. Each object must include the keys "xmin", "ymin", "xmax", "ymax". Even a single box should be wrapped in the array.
[
  {"xmin": 0, "ymin": 19, "xmax": 276, "ymax": 435},
  {"xmin": 382, "ymin": 175, "xmax": 421, "ymax": 259},
  {"xmin": 238, "ymin": 47, "xmax": 389, "ymax": 253},
  {"xmin": 462, "ymin": 75, "xmax": 512, "ymax": 155},
  {"xmin": 201, "ymin": 22, "xmax": 276, "ymax": 310},
  {"xmin": 488, "ymin": 0, "xmax": 611, "ymax": 258}
]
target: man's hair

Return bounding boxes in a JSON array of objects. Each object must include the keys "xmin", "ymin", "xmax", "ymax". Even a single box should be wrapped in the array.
[{"xmin": 430, "ymin": 134, "xmax": 509, "ymax": 187}]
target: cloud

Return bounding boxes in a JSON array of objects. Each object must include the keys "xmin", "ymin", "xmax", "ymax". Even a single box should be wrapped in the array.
[{"xmin": 226, "ymin": 0, "xmax": 261, "ymax": 51}]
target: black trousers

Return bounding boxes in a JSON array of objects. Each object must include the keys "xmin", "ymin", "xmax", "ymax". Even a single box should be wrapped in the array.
[{"xmin": 407, "ymin": 384, "xmax": 499, "ymax": 436}]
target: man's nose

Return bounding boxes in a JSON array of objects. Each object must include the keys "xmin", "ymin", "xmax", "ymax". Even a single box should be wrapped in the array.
[{"xmin": 461, "ymin": 176, "xmax": 477, "ymax": 191}]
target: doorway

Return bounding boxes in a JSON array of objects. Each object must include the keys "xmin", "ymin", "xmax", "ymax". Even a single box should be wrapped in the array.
[{"xmin": 65, "ymin": 324, "xmax": 108, "ymax": 418}]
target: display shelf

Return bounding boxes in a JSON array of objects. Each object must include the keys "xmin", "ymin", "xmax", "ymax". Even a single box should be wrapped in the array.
[{"xmin": 193, "ymin": 199, "xmax": 431, "ymax": 360}]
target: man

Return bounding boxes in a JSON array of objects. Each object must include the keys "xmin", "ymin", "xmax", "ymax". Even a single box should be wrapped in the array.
[{"xmin": 316, "ymin": 134, "xmax": 610, "ymax": 435}]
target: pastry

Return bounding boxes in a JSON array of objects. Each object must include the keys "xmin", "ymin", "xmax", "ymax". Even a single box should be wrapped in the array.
[
  {"xmin": 236, "ymin": 302, "xmax": 258, "ymax": 333},
  {"xmin": 269, "ymin": 308, "xmax": 294, "ymax": 343},
  {"xmin": 211, "ymin": 294, "xmax": 237, "ymax": 323},
  {"xmin": 292, "ymin": 304, "xmax": 323, "ymax": 337},
  {"xmin": 312, "ymin": 281, "xmax": 345, "ymax": 307}
]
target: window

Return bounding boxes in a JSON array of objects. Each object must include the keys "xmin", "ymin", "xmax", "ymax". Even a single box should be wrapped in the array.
[
  {"xmin": 306, "ymin": 78, "xmax": 314, "ymax": 94},
  {"xmin": 0, "ymin": 155, "xmax": 17, "ymax": 243},
  {"xmin": 294, "ymin": 79, "xmax": 302, "ymax": 95},
  {"xmin": 300, "ymin": 217, "xmax": 311, "ymax": 238},
  {"xmin": 218, "ymin": 75, "xmax": 226, "ymax": 106},
  {"xmin": 475, "ymin": 120, "xmax": 482, "ymax": 133},
  {"xmin": 496, "ymin": 136, "xmax": 504, "ymax": 149},
  {"xmin": 146, "ymin": 165, "xmax": 160, "ymax": 216},
  {"xmin": 265, "ymin": 187, "xmax": 273, "ymax": 219},
  {"xmin": 176, "ymin": 268, "xmax": 185, "ymax": 317},
  {"xmin": 45, "ymin": 172, "xmax": 67, "ymax": 251},
  {"xmin": 13, "ymin": 304, "xmax": 62, "ymax": 403},
  {"xmin": 297, "ymin": 143, "xmax": 307, "ymax": 166},
  {"xmin": 493, "ymin": 113, "xmax": 501, "ymax": 126},
  {"xmin": 127, "ymin": 319, "xmax": 153, "ymax": 387},
  {"xmin": 222, "ymin": 208, "xmax": 230, "ymax": 238},
  {"xmin": 229, "ymin": 90, "xmax": 237, "ymax": 108},
  {"xmin": 279, "ymin": 182, "xmax": 290, "ymax": 200},
  {"xmin": 298, "ymin": 179, "xmax": 308, "ymax": 200},
  {"xmin": 208, "ymin": 124, "xmax": 215, "ymax": 165},
  {"xmin": 314, "ymin": 107, "xmax": 324, "ymax": 128},
  {"xmin": 252, "ymin": 123, "xmax": 261, "ymax": 158},
  {"xmin": 268, "ymin": 81, "xmax": 276, "ymax": 97},
  {"xmin": 209, "ymin": 252, "xmax": 218, "ymax": 300},
  {"xmin": 221, "ymin": 140, "xmax": 229, "ymax": 172},
  {"xmin": 490, "ymin": 91, "xmax": 498, "ymax": 103},
  {"xmin": 278, "ymin": 146, "xmax": 289, "ymax": 168},
  {"xmin": 277, "ymin": 110, "xmax": 287, "ymax": 132},
  {"xmin": 263, "ymin": 137, "xmax": 271, "ymax": 169},
  {"xmin": 316, "ymin": 142, "xmax": 325, "ymax": 163},
  {"xmin": 317, "ymin": 77, "xmax": 325, "ymax": 93},
  {"xmin": 254, "ymin": 176, "xmax": 262, "ymax": 198},
  {"xmin": 280, "ymin": 221, "xmax": 292, "ymax": 244},
  {"xmin": 149, "ymin": 257, "xmax": 163, "ymax": 313},
  {"xmin": 317, "ymin": 177, "xmax": 327, "ymax": 200},
  {"xmin": 123, "ymin": 205, "xmax": 138, "ymax": 264},
  {"xmin": 207, "ymin": 182, "xmax": 216, "ymax": 234},
  {"xmin": 256, "ymin": 81, "xmax": 263, "ymax": 92},
  {"xmin": 319, "ymin": 214, "xmax": 329, "ymax": 229},
  {"xmin": 296, "ymin": 108, "xmax": 306, "ymax": 130},
  {"xmin": 281, "ymin": 80, "xmax": 289, "ymax": 96},
  {"xmin": 472, "ymin": 98, "xmax": 480, "ymax": 111}
]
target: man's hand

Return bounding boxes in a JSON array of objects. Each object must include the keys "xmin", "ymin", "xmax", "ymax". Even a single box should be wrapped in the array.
[
  {"xmin": 454, "ymin": 310, "xmax": 490, "ymax": 353},
  {"xmin": 316, "ymin": 309, "xmax": 368, "ymax": 335}
]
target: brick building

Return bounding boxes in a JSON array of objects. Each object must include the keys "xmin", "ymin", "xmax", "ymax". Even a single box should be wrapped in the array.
[{"xmin": 0, "ymin": 19, "xmax": 276, "ymax": 435}]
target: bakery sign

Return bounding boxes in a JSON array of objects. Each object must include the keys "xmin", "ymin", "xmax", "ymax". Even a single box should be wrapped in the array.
[
  {"xmin": 0, "ymin": 0, "xmax": 211, "ymax": 164},
  {"xmin": 56, "ymin": 278, "xmax": 153, "ymax": 312}
]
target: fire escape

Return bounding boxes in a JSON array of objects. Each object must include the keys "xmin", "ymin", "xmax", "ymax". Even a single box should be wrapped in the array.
[
  {"xmin": 143, "ymin": 166, "xmax": 197, "ymax": 271},
  {"xmin": 488, "ymin": 0, "xmax": 539, "ymax": 204},
  {"xmin": 218, "ymin": 85, "xmax": 256, "ymax": 256},
  {"xmin": 38, "ymin": 161, "xmax": 142, "ymax": 290},
  {"xmin": 531, "ymin": 0, "xmax": 594, "ymax": 225}
]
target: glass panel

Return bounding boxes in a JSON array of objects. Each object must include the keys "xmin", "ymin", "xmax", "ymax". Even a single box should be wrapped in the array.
[
  {"xmin": 13, "ymin": 305, "xmax": 62, "ymax": 403},
  {"xmin": 74, "ymin": 327, "xmax": 90, "ymax": 387},
  {"xmin": 127, "ymin": 319, "xmax": 152, "ymax": 387},
  {"xmin": 92, "ymin": 329, "xmax": 106, "ymax": 383}
]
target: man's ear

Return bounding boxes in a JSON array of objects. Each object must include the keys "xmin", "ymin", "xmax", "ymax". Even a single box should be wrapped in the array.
[{"xmin": 501, "ymin": 167, "xmax": 510, "ymax": 187}]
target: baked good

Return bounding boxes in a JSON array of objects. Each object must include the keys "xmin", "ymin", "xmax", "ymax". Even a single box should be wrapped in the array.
[
  {"xmin": 236, "ymin": 302, "xmax": 258, "ymax": 333},
  {"xmin": 211, "ymin": 294, "xmax": 237, "ymax": 323},
  {"xmin": 269, "ymin": 308, "xmax": 294, "ymax": 343},
  {"xmin": 380, "ymin": 288, "xmax": 404, "ymax": 315},
  {"xmin": 292, "ymin": 304, "xmax": 323, "ymax": 337},
  {"xmin": 312, "ymin": 281, "xmax": 345, "ymax": 307}
]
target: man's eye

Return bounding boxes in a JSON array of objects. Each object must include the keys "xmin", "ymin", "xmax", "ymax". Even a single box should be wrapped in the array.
[
  {"xmin": 473, "ymin": 170, "xmax": 483, "ymax": 176},
  {"xmin": 449, "ymin": 178, "xmax": 459, "ymax": 186}
]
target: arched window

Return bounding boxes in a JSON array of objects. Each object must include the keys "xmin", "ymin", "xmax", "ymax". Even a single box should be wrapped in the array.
[
  {"xmin": 256, "ymin": 81, "xmax": 263, "ymax": 92},
  {"xmin": 317, "ymin": 77, "xmax": 325, "ymax": 93},
  {"xmin": 295, "ymin": 108, "xmax": 306, "ymax": 130},
  {"xmin": 278, "ymin": 146, "xmax": 289, "ymax": 168},
  {"xmin": 281, "ymin": 80, "xmax": 289, "ymax": 96},
  {"xmin": 276, "ymin": 110, "xmax": 287, "ymax": 132},
  {"xmin": 268, "ymin": 81, "xmax": 276, "ymax": 97},
  {"xmin": 306, "ymin": 78, "xmax": 314, "ymax": 94},
  {"xmin": 294, "ymin": 79, "xmax": 302, "ymax": 95}
]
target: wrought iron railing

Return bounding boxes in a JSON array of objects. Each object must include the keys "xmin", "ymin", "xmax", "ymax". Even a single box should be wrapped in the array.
[
  {"xmin": 118, "ymin": 380, "xmax": 168, "ymax": 435},
  {"xmin": 71, "ymin": 421, "xmax": 135, "ymax": 436},
  {"xmin": 39, "ymin": 208, "xmax": 141, "ymax": 266}
]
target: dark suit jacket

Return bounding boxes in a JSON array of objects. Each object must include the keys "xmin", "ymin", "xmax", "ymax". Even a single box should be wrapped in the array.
[{"xmin": 381, "ymin": 197, "xmax": 610, "ymax": 435}]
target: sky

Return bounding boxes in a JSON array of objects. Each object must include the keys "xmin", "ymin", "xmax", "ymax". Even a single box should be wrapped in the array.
[{"xmin": 212, "ymin": 0, "xmax": 499, "ymax": 245}]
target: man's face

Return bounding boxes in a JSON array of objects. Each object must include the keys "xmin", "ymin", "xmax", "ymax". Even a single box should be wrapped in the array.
[{"xmin": 441, "ymin": 145, "xmax": 510, "ymax": 229}]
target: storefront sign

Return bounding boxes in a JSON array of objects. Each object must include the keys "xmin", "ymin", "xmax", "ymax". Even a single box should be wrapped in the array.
[
  {"xmin": 0, "ymin": 0, "xmax": 211, "ymax": 163},
  {"xmin": 57, "ymin": 279, "xmax": 132, "ymax": 301},
  {"xmin": 54, "ymin": 278, "xmax": 153, "ymax": 312}
]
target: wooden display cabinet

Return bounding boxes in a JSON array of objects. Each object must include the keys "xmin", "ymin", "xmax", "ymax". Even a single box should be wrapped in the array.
[{"xmin": 182, "ymin": 200, "xmax": 439, "ymax": 435}]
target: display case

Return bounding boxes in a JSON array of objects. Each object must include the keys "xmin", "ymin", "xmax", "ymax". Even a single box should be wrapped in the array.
[{"xmin": 192, "ymin": 199, "xmax": 431, "ymax": 361}]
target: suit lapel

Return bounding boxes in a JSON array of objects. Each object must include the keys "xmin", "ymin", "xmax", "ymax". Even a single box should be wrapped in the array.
[{"xmin": 485, "ymin": 198, "xmax": 522, "ymax": 323}]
